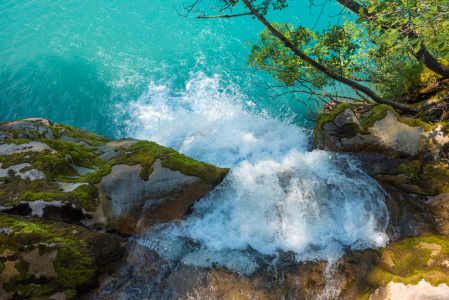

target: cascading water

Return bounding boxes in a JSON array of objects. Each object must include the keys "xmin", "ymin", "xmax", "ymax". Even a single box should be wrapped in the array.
[{"xmin": 125, "ymin": 71, "xmax": 390, "ymax": 275}]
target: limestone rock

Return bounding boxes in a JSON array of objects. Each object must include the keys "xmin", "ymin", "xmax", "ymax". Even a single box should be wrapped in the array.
[
  {"xmin": 0, "ymin": 214, "xmax": 126, "ymax": 300},
  {"xmin": 58, "ymin": 135, "xmax": 92, "ymax": 147},
  {"xmin": 0, "ymin": 163, "xmax": 46, "ymax": 181}
]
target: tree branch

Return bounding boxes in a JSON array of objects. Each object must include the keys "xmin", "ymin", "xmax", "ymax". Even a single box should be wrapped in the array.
[
  {"xmin": 197, "ymin": 12, "xmax": 253, "ymax": 19},
  {"xmin": 240, "ymin": 0, "xmax": 424, "ymax": 113},
  {"xmin": 335, "ymin": 0, "xmax": 449, "ymax": 78}
]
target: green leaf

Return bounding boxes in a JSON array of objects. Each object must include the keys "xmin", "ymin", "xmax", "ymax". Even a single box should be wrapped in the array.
[
  {"xmin": 414, "ymin": 42, "xmax": 422, "ymax": 53},
  {"xmin": 402, "ymin": 36, "xmax": 409, "ymax": 46},
  {"xmin": 393, "ymin": 48, "xmax": 403, "ymax": 57},
  {"xmin": 439, "ymin": 42, "xmax": 448, "ymax": 52},
  {"xmin": 358, "ymin": 7, "xmax": 364, "ymax": 13},
  {"xmin": 424, "ymin": 13, "xmax": 434, "ymax": 19},
  {"xmin": 412, "ymin": 18, "xmax": 423, "ymax": 25},
  {"xmin": 391, "ymin": 30, "xmax": 399, "ymax": 41},
  {"xmin": 394, "ymin": 44, "xmax": 402, "ymax": 49},
  {"xmin": 375, "ymin": 37, "xmax": 386, "ymax": 44},
  {"xmin": 430, "ymin": 6, "xmax": 438, "ymax": 12},
  {"xmin": 437, "ymin": 35, "xmax": 446, "ymax": 41},
  {"xmin": 442, "ymin": 21, "xmax": 449, "ymax": 26},
  {"xmin": 368, "ymin": 6, "xmax": 376, "ymax": 13}
]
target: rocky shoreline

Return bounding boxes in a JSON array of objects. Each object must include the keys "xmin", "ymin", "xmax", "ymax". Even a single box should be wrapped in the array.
[{"xmin": 1, "ymin": 79, "xmax": 449, "ymax": 299}]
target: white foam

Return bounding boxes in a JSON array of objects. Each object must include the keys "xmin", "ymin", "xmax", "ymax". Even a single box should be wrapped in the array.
[
  {"xmin": 130, "ymin": 71, "xmax": 389, "ymax": 273},
  {"xmin": 120, "ymin": 71, "xmax": 309, "ymax": 168}
]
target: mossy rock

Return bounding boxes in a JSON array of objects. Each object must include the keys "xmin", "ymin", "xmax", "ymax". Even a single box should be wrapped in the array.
[
  {"xmin": 1, "ymin": 119, "xmax": 229, "ymax": 231},
  {"xmin": 0, "ymin": 214, "xmax": 126, "ymax": 300},
  {"xmin": 113, "ymin": 141, "xmax": 229, "ymax": 185},
  {"xmin": 357, "ymin": 233, "xmax": 449, "ymax": 299},
  {"xmin": 360, "ymin": 104, "xmax": 448, "ymax": 131},
  {"xmin": 0, "ymin": 142, "xmax": 105, "ymax": 212},
  {"xmin": 419, "ymin": 161, "xmax": 449, "ymax": 195}
]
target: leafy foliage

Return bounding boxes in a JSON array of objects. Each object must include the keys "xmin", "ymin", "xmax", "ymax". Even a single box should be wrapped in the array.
[
  {"xmin": 355, "ymin": 0, "xmax": 449, "ymax": 60},
  {"xmin": 245, "ymin": 0, "xmax": 449, "ymax": 101},
  {"xmin": 247, "ymin": 22, "xmax": 364, "ymax": 89}
]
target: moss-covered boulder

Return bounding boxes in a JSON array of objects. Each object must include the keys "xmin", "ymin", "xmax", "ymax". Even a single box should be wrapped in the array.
[
  {"xmin": 362, "ymin": 233, "xmax": 449, "ymax": 300},
  {"xmin": 0, "ymin": 118, "xmax": 229, "ymax": 234},
  {"xmin": 315, "ymin": 103, "xmax": 449, "ymax": 161},
  {"xmin": 0, "ymin": 214, "xmax": 126, "ymax": 300},
  {"xmin": 84, "ymin": 140, "xmax": 230, "ymax": 234}
]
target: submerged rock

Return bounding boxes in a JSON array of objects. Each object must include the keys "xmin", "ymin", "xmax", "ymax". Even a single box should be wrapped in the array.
[
  {"xmin": 0, "ymin": 118, "xmax": 229, "ymax": 234},
  {"xmin": 0, "ymin": 214, "xmax": 126, "ymax": 300}
]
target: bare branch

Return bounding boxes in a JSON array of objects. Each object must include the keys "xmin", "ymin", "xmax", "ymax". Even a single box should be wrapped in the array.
[{"xmin": 197, "ymin": 12, "xmax": 253, "ymax": 19}]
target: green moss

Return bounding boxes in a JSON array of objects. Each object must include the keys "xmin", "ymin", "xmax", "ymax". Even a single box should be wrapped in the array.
[
  {"xmin": 0, "ymin": 176, "xmax": 99, "ymax": 212},
  {"xmin": 363, "ymin": 233, "xmax": 449, "ymax": 297},
  {"xmin": 390, "ymin": 160, "xmax": 421, "ymax": 177},
  {"xmin": 315, "ymin": 103, "xmax": 353, "ymax": 132},
  {"xmin": 314, "ymin": 103, "xmax": 357, "ymax": 146},
  {"xmin": 57, "ymin": 125, "xmax": 110, "ymax": 145},
  {"xmin": 419, "ymin": 161, "xmax": 449, "ymax": 195},
  {"xmin": 407, "ymin": 89, "xmax": 449, "ymax": 107},
  {"xmin": 4, "ymin": 138, "xmax": 32, "ymax": 145},
  {"xmin": 360, "ymin": 104, "xmax": 447, "ymax": 132},
  {"xmin": 81, "ymin": 163, "xmax": 112, "ymax": 185},
  {"xmin": 0, "ymin": 214, "xmax": 125, "ymax": 299},
  {"xmin": 397, "ymin": 63, "xmax": 445, "ymax": 96},
  {"xmin": 43, "ymin": 139, "xmax": 104, "ymax": 169},
  {"xmin": 113, "ymin": 141, "xmax": 229, "ymax": 185}
]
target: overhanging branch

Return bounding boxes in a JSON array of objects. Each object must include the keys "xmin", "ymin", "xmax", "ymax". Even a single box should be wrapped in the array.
[{"xmin": 241, "ymin": 0, "xmax": 424, "ymax": 113}]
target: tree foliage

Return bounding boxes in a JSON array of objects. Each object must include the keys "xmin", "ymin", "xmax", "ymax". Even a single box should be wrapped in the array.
[
  {"xmin": 355, "ymin": 0, "xmax": 449, "ymax": 60},
  {"xmin": 187, "ymin": 0, "xmax": 449, "ymax": 111}
]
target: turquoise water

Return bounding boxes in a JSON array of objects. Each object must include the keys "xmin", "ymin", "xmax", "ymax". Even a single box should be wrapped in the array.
[{"xmin": 1, "ymin": 0, "xmax": 341, "ymax": 136}]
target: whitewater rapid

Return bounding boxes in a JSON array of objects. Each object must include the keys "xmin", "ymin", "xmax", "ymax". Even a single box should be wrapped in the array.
[{"xmin": 125, "ymin": 71, "xmax": 389, "ymax": 274}]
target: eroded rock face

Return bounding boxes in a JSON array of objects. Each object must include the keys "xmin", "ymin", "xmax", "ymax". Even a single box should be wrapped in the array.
[
  {"xmin": 315, "ymin": 104, "xmax": 449, "ymax": 235},
  {"xmin": 0, "ymin": 214, "xmax": 126, "ymax": 300}
]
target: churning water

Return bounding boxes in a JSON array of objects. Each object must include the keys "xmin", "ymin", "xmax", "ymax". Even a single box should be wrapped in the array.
[
  {"xmin": 1, "ymin": 0, "xmax": 389, "ymax": 275},
  {"xmin": 134, "ymin": 71, "xmax": 389, "ymax": 274}
]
